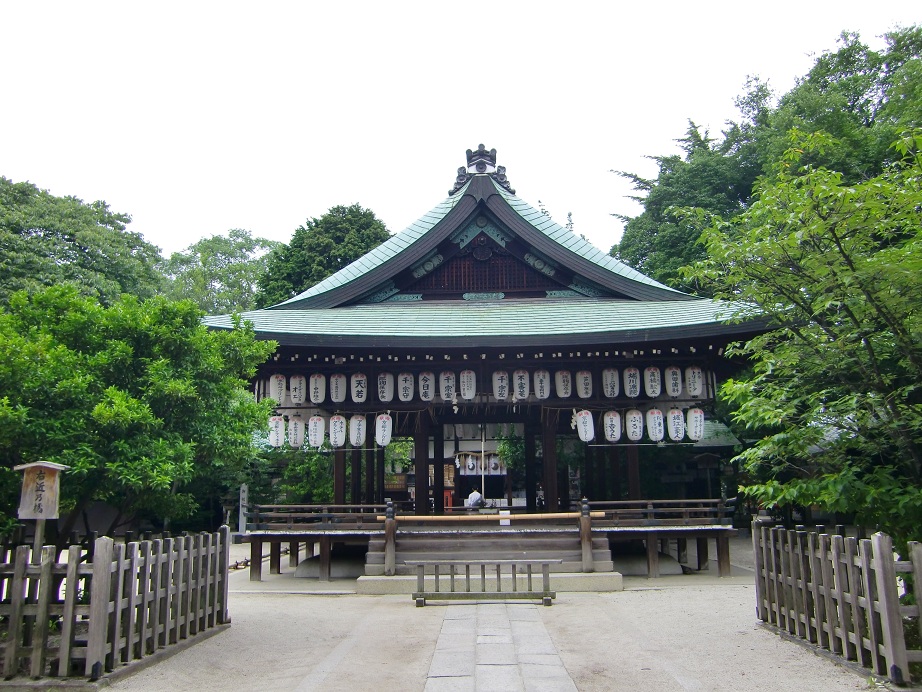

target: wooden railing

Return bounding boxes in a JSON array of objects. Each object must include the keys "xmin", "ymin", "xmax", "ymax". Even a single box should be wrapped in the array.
[
  {"xmin": 247, "ymin": 503, "xmax": 394, "ymax": 530},
  {"xmin": 588, "ymin": 499, "xmax": 732, "ymax": 525},
  {"xmin": 754, "ymin": 523, "xmax": 922, "ymax": 685},
  {"xmin": 405, "ymin": 559, "xmax": 562, "ymax": 607},
  {"xmin": 0, "ymin": 527, "xmax": 230, "ymax": 682}
]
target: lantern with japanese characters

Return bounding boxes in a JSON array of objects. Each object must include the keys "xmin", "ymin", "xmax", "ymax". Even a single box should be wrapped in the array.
[
  {"xmin": 329, "ymin": 374, "xmax": 347, "ymax": 403},
  {"xmin": 532, "ymin": 369, "xmax": 549, "ymax": 400},
  {"xmin": 643, "ymin": 367, "xmax": 661, "ymax": 398},
  {"xmin": 375, "ymin": 413, "xmax": 393, "ymax": 446},
  {"xmin": 397, "ymin": 372, "xmax": 414, "ymax": 402},
  {"xmin": 377, "ymin": 372, "xmax": 394, "ymax": 402},
  {"xmin": 576, "ymin": 370, "xmax": 592, "ymax": 399},
  {"xmin": 625, "ymin": 409, "xmax": 644, "ymax": 441},
  {"xmin": 492, "ymin": 370, "xmax": 509, "ymax": 400},
  {"xmin": 288, "ymin": 415, "xmax": 305, "ymax": 448},
  {"xmin": 666, "ymin": 408, "xmax": 685, "ymax": 441},
  {"xmin": 664, "ymin": 366, "xmax": 682, "ymax": 398},
  {"xmin": 349, "ymin": 415, "xmax": 366, "ymax": 447},
  {"xmin": 686, "ymin": 408, "xmax": 705, "ymax": 441},
  {"xmin": 308, "ymin": 415, "xmax": 325, "ymax": 448},
  {"xmin": 555, "ymin": 370, "xmax": 572, "ymax": 398},
  {"xmin": 309, "ymin": 374, "xmax": 326, "ymax": 404},
  {"xmin": 623, "ymin": 367, "xmax": 641, "ymax": 398},
  {"xmin": 602, "ymin": 368, "xmax": 620, "ymax": 398},
  {"xmin": 270, "ymin": 374, "xmax": 287, "ymax": 404},
  {"xmin": 351, "ymin": 373, "xmax": 368, "ymax": 403},
  {"xmin": 685, "ymin": 365, "xmax": 704, "ymax": 398},
  {"xmin": 289, "ymin": 375, "xmax": 306, "ymax": 404},
  {"xmin": 603, "ymin": 411, "xmax": 622, "ymax": 442},
  {"xmin": 459, "ymin": 369, "xmax": 476, "ymax": 400},
  {"xmin": 646, "ymin": 408, "xmax": 665, "ymax": 442},
  {"xmin": 418, "ymin": 371, "xmax": 435, "ymax": 401},
  {"xmin": 268, "ymin": 415, "xmax": 285, "ymax": 447},
  {"xmin": 576, "ymin": 410, "xmax": 594, "ymax": 442},
  {"xmin": 513, "ymin": 369, "xmax": 531, "ymax": 400},
  {"xmin": 329, "ymin": 415, "xmax": 347, "ymax": 448},
  {"xmin": 439, "ymin": 371, "xmax": 456, "ymax": 401}
]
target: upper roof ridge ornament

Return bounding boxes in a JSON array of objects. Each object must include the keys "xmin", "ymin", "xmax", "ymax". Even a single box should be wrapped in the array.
[{"xmin": 449, "ymin": 144, "xmax": 515, "ymax": 195}]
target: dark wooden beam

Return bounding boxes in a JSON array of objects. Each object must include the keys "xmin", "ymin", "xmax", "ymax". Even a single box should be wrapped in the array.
[
  {"xmin": 433, "ymin": 423, "xmax": 445, "ymax": 514},
  {"xmin": 334, "ymin": 448, "xmax": 346, "ymax": 505},
  {"xmin": 542, "ymin": 409, "xmax": 559, "ymax": 512},
  {"xmin": 414, "ymin": 411, "xmax": 430, "ymax": 515}
]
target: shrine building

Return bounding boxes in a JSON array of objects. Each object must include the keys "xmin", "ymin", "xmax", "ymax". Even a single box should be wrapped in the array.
[{"xmin": 204, "ymin": 145, "xmax": 768, "ymax": 516}]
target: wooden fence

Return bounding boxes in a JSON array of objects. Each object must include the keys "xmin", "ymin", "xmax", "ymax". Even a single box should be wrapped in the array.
[
  {"xmin": 754, "ymin": 523, "xmax": 922, "ymax": 684},
  {"xmin": 0, "ymin": 526, "xmax": 230, "ymax": 681}
]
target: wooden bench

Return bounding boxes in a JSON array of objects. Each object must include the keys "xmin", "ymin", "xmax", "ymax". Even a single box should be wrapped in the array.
[{"xmin": 405, "ymin": 559, "xmax": 562, "ymax": 607}]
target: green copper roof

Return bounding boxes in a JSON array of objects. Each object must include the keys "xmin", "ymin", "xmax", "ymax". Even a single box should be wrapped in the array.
[
  {"xmin": 274, "ymin": 183, "xmax": 470, "ymax": 307},
  {"xmin": 204, "ymin": 298, "xmax": 764, "ymax": 348},
  {"xmin": 491, "ymin": 180, "xmax": 681, "ymax": 293}
]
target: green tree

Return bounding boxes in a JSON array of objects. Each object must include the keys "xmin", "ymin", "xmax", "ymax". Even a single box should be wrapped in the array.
[
  {"xmin": 0, "ymin": 286, "xmax": 276, "ymax": 537},
  {"xmin": 255, "ymin": 204, "xmax": 390, "ymax": 307},
  {"xmin": 682, "ymin": 129, "xmax": 922, "ymax": 546},
  {"xmin": 161, "ymin": 229, "xmax": 280, "ymax": 314},
  {"xmin": 0, "ymin": 177, "xmax": 164, "ymax": 305}
]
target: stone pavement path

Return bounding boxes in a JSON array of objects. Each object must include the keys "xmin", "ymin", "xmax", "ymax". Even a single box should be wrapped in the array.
[{"xmin": 425, "ymin": 604, "xmax": 576, "ymax": 691}]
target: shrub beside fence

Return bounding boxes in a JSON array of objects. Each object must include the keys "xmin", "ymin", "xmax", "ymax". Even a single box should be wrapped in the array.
[
  {"xmin": 0, "ymin": 526, "xmax": 230, "ymax": 681},
  {"xmin": 753, "ymin": 523, "xmax": 922, "ymax": 685}
]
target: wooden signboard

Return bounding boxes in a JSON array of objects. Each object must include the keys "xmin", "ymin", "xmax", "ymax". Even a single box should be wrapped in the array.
[{"xmin": 15, "ymin": 462, "xmax": 67, "ymax": 520}]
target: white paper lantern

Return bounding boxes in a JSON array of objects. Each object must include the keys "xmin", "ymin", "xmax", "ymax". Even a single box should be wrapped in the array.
[
  {"xmin": 329, "ymin": 414, "xmax": 346, "ymax": 448},
  {"xmin": 397, "ymin": 372, "xmax": 415, "ymax": 402},
  {"xmin": 576, "ymin": 370, "xmax": 593, "ymax": 399},
  {"xmin": 603, "ymin": 411, "xmax": 622, "ymax": 442},
  {"xmin": 308, "ymin": 415, "xmax": 325, "ymax": 448},
  {"xmin": 685, "ymin": 366, "xmax": 704, "ymax": 398},
  {"xmin": 377, "ymin": 372, "xmax": 394, "ymax": 402},
  {"xmin": 625, "ymin": 409, "xmax": 644, "ymax": 441},
  {"xmin": 643, "ymin": 367, "xmax": 661, "ymax": 398},
  {"xmin": 349, "ymin": 415, "xmax": 366, "ymax": 447},
  {"xmin": 270, "ymin": 374, "xmax": 287, "ymax": 405},
  {"xmin": 351, "ymin": 373, "xmax": 368, "ymax": 403},
  {"xmin": 459, "ymin": 369, "xmax": 476, "ymax": 400},
  {"xmin": 375, "ymin": 413, "xmax": 392, "ymax": 447},
  {"xmin": 664, "ymin": 366, "xmax": 682, "ymax": 398},
  {"xmin": 531, "ymin": 369, "xmax": 548, "ymax": 400},
  {"xmin": 687, "ymin": 408, "xmax": 705, "ymax": 441},
  {"xmin": 268, "ymin": 415, "xmax": 285, "ymax": 447},
  {"xmin": 667, "ymin": 408, "xmax": 685, "ymax": 441},
  {"xmin": 439, "ymin": 371, "xmax": 456, "ymax": 401},
  {"xmin": 289, "ymin": 375, "xmax": 306, "ymax": 404},
  {"xmin": 602, "ymin": 368, "xmax": 620, "ymax": 398},
  {"xmin": 555, "ymin": 370, "xmax": 572, "ymax": 398},
  {"xmin": 576, "ymin": 410, "xmax": 594, "ymax": 442},
  {"xmin": 329, "ymin": 373, "xmax": 347, "ymax": 403},
  {"xmin": 492, "ymin": 370, "xmax": 509, "ymax": 400},
  {"xmin": 623, "ymin": 367, "xmax": 641, "ymax": 398},
  {"xmin": 418, "ymin": 371, "xmax": 435, "ymax": 401},
  {"xmin": 309, "ymin": 374, "xmax": 326, "ymax": 404},
  {"xmin": 513, "ymin": 369, "xmax": 530, "ymax": 400},
  {"xmin": 646, "ymin": 408, "xmax": 665, "ymax": 442},
  {"xmin": 288, "ymin": 416, "xmax": 305, "ymax": 448}
]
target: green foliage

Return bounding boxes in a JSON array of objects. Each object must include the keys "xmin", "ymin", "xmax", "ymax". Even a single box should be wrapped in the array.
[
  {"xmin": 682, "ymin": 129, "xmax": 922, "ymax": 545},
  {"xmin": 160, "ymin": 229, "xmax": 280, "ymax": 314},
  {"xmin": 0, "ymin": 177, "xmax": 164, "ymax": 305},
  {"xmin": 613, "ymin": 26, "xmax": 922, "ymax": 293},
  {"xmin": 0, "ymin": 286, "xmax": 276, "ymax": 533},
  {"xmin": 255, "ymin": 204, "xmax": 390, "ymax": 307},
  {"xmin": 275, "ymin": 447, "xmax": 334, "ymax": 504}
]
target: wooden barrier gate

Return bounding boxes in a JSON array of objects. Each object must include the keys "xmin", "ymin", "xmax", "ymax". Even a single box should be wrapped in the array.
[
  {"xmin": 753, "ymin": 523, "xmax": 922, "ymax": 684},
  {"xmin": 0, "ymin": 526, "xmax": 230, "ymax": 681}
]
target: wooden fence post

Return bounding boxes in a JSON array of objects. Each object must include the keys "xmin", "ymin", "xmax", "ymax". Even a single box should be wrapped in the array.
[
  {"xmin": 579, "ymin": 498, "xmax": 593, "ymax": 573},
  {"xmin": 871, "ymin": 532, "xmax": 909, "ymax": 685},
  {"xmin": 218, "ymin": 526, "xmax": 231, "ymax": 625},
  {"xmin": 85, "ymin": 536, "xmax": 114, "ymax": 679},
  {"xmin": 384, "ymin": 501, "xmax": 396, "ymax": 576}
]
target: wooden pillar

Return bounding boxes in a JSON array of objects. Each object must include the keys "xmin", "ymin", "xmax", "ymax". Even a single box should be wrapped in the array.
[
  {"xmin": 269, "ymin": 541, "xmax": 281, "ymax": 574},
  {"xmin": 350, "ymin": 445, "xmax": 362, "ymax": 505},
  {"xmin": 376, "ymin": 446, "xmax": 385, "ymax": 504},
  {"xmin": 595, "ymin": 446, "xmax": 607, "ymax": 501},
  {"xmin": 433, "ymin": 421, "xmax": 445, "ymax": 514},
  {"xmin": 414, "ymin": 411, "xmax": 430, "ymax": 515},
  {"xmin": 364, "ymin": 416, "xmax": 375, "ymax": 503},
  {"xmin": 697, "ymin": 536, "xmax": 710, "ymax": 571},
  {"xmin": 717, "ymin": 534, "xmax": 731, "ymax": 577},
  {"xmin": 542, "ymin": 409, "xmax": 559, "ymax": 512},
  {"xmin": 318, "ymin": 535, "xmax": 331, "ymax": 582},
  {"xmin": 582, "ymin": 443, "xmax": 593, "ymax": 499},
  {"xmin": 333, "ymin": 447, "xmax": 346, "ymax": 505},
  {"xmin": 249, "ymin": 537, "xmax": 263, "ymax": 582},
  {"xmin": 627, "ymin": 445, "xmax": 641, "ymax": 500},
  {"xmin": 611, "ymin": 446, "xmax": 622, "ymax": 500},
  {"xmin": 524, "ymin": 422, "xmax": 537, "ymax": 512},
  {"xmin": 646, "ymin": 531, "xmax": 660, "ymax": 578}
]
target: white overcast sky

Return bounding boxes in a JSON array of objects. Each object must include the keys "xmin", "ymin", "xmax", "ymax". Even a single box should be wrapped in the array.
[{"xmin": 2, "ymin": 2, "xmax": 919, "ymax": 257}]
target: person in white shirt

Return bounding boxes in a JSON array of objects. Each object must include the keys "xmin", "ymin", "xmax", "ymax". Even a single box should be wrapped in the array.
[{"xmin": 467, "ymin": 488, "xmax": 484, "ymax": 508}]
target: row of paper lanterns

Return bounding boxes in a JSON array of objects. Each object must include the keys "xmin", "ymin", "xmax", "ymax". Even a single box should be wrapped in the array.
[
  {"xmin": 267, "ymin": 407, "xmax": 706, "ymax": 449},
  {"xmin": 268, "ymin": 365, "xmax": 705, "ymax": 406}
]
